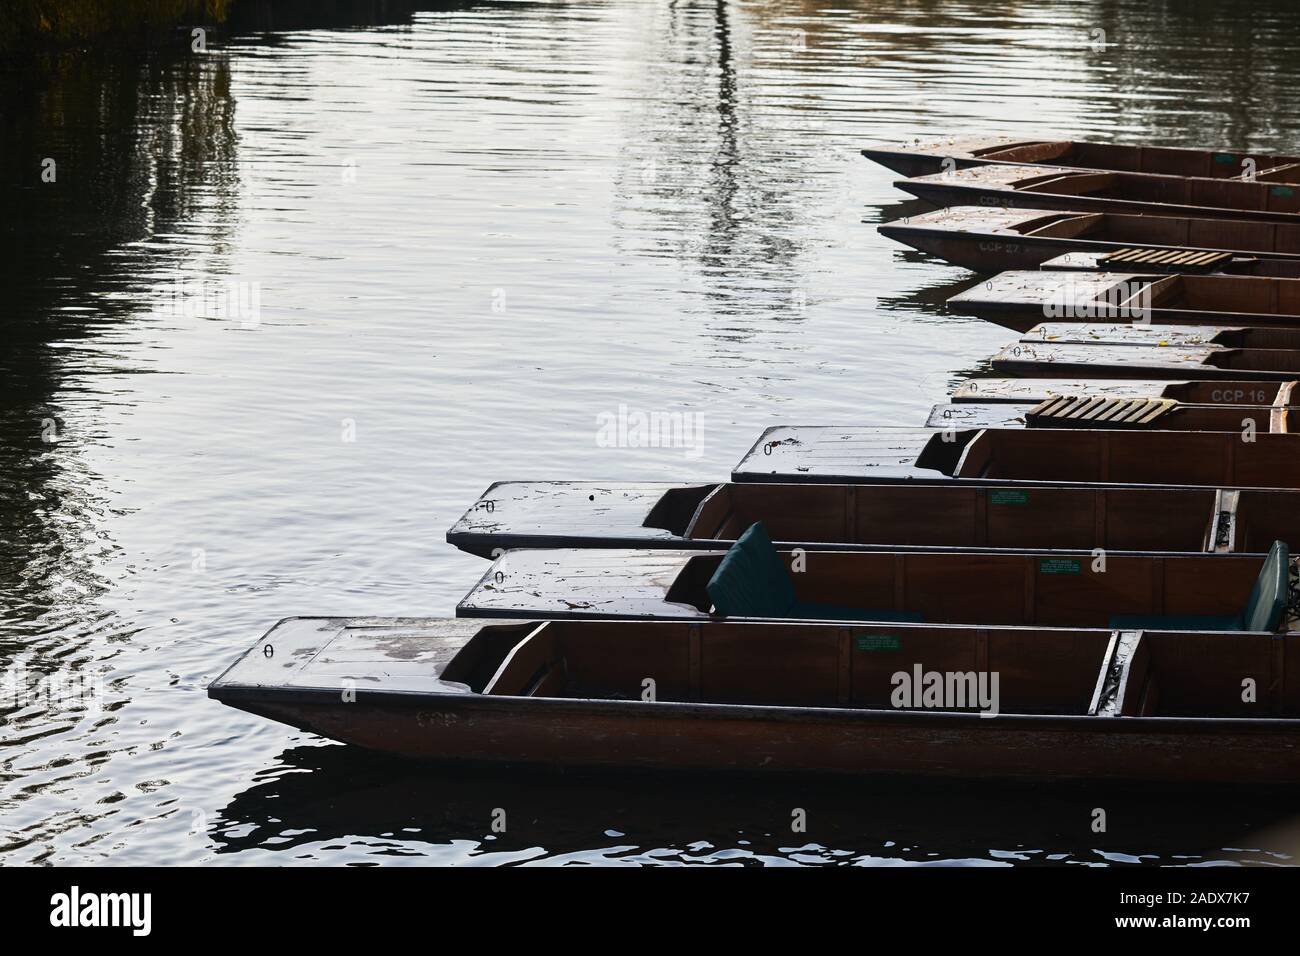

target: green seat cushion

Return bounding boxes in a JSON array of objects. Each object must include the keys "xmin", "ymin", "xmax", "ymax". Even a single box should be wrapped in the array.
[
  {"xmin": 1242, "ymin": 540, "xmax": 1289, "ymax": 632},
  {"xmin": 790, "ymin": 601, "xmax": 924, "ymax": 623},
  {"xmin": 706, "ymin": 522, "xmax": 925, "ymax": 622},
  {"xmin": 706, "ymin": 522, "xmax": 797, "ymax": 617},
  {"xmin": 1109, "ymin": 614, "xmax": 1242, "ymax": 632}
]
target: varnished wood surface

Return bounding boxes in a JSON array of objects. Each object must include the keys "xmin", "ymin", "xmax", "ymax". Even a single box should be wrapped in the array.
[
  {"xmin": 446, "ymin": 481, "xmax": 707, "ymax": 558},
  {"xmin": 454, "ymin": 546, "xmax": 1276, "ymax": 630},
  {"xmin": 899, "ymin": 164, "xmax": 1300, "ymax": 224},
  {"xmin": 733, "ymin": 425, "xmax": 1300, "ymax": 488},
  {"xmin": 878, "ymin": 206, "xmax": 1300, "ymax": 275},
  {"xmin": 446, "ymin": 480, "xmax": 1300, "ymax": 557},
  {"xmin": 208, "ymin": 616, "xmax": 505, "ymax": 699},
  {"xmin": 951, "ymin": 378, "xmax": 1293, "ymax": 405},
  {"xmin": 953, "ymin": 271, "xmax": 1300, "ymax": 332},
  {"xmin": 1021, "ymin": 323, "xmax": 1300, "ymax": 349},
  {"xmin": 209, "ymin": 616, "xmax": 1300, "ymax": 782},
  {"xmin": 991, "ymin": 342, "xmax": 1300, "ymax": 379},
  {"xmin": 457, "ymin": 548, "xmax": 700, "ymax": 620}
]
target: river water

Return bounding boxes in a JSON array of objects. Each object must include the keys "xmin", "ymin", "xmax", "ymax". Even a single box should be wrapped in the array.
[{"xmin": 3, "ymin": 0, "xmax": 1299, "ymax": 865}]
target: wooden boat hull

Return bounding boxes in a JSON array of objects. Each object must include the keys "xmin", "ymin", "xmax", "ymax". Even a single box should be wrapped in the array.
[
  {"xmin": 877, "ymin": 206, "xmax": 1300, "ymax": 275},
  {"xmin": 209, "ymin": 617, "xmax": 1300, "ymax": 783},
  {"xmin": 898, "ymin": 165, "xmax": 1300, "ymax": 224},
  {"xmin": 1020, "ymin": 323, "xmax": 1300, "ymax": 349},
  {"xmin": 926, "ymin": 402, "xmax": 1290, "ymax": 433},
  {"xmin": 732, "ymin": 425, "xmax": 1300, "ymax": 488},
  {"xmin": 446, "ymin": 481, "xmax": 711, "ymax": 558},
  {"xmin": 861, "ymin": 137, "xmax": 1300, "ymax": 182},
  {"xmin": 951, "ymin": 378, "xmax": 1297, "ymax": 406},
  {"xmin": 232, "ymin": 690, "xmax": 1300, "ymax": 783},
  {"xmin": 991, "ymin": 342, "xmax": 1300, "ymax": 380},
  {"xmin": 450, "ymin": 480, "xmax": 1300, "ymax": 557},
  {"xmin": 950, "ymin": 271, "xmax": 1300, "ymax": 333},
  {"xmin": 455, "ymin": 546, "xmax": 1278, "ymax": 629}
]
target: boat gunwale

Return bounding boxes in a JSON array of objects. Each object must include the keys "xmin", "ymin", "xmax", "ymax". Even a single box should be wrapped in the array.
[
  {"xmin": 209, "ymin": 666, "xmax": 1300, "ymax": 734},
  {"xmin": 878, "ymin": 220, "xmax": 1300, "ymax": 262},
  {"xmin": 731, "ymin": 425, "xmax": 1300, "ymax": 491}
]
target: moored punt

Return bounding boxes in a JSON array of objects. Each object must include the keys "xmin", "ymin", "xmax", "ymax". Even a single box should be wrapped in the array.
[
  {"xmin": 991, "ymin": 341, "xmax": 1300, "ymax": 381},
  {"xmin": 949, "ymin": 271, "xmax": 1300, "ymax": 332},
  {"xmin": 860, "ymin": 136, "xmax": 1300, "ymax": 181},
  {"xmin": 876, "ymin": 206, "xmax": 1300, "ymax": 275},
  {"xmin": 1019, "ymin": 323, "xmax": 1300, "ymax": 349},
  {"xmin": 897, "ymin": 165, "xmax": 1300, "ymax": 224},
  {"xmin": 208, "ymin": 616, "xmax": 1300, "ymax": 783},
  {"xmin": 951, "ymin": 377, "xmax": 1297, "ymax": 407},
  {"xmin": 457, "ymin": 533, "xmax": 1291, "ymax": 634},
  {"xmin": 926, "ymin": 400, "xmax": 1291, "ymax": 434},
  {"xmin": 732, "ymin": 426, "xmax": 1300, "ymax": 488},
  {"xmin": 449, "ymin": 480, "xmax": 1300, "ymax": 556}
]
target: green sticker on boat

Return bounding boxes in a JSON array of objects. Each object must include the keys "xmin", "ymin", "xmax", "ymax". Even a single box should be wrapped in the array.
[
  {"xmin": 990, "ymin": 490, "xmax": 1029, "ymax": 505},
  {"xmin": 1039, "ymin": 558, "xmax": 1081, "ymax": 575},
  {"xmin": 1272, "ymin": 185, "xmax": 1295, "ymax": 198},
  {"xmin": 855, "ymin": 635, "xmax": 901, "ymax": 652},
  {"xmin": 1213, "ymin": 153, "xmax": 1236, "ymax": 164}
]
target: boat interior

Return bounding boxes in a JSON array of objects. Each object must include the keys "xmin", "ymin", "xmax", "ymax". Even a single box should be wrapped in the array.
[
  {"xmin": 962, "ymin": 140, "xmax": 1300, "ymax": 180},
  {"xmin": 932, "ymin": 427, "xmax": 1300, "ymax": 486},
  {"xmin": 671, "ymin": 524, "xmax": 1288, "ymax": 631},
  {"xmin": 980, "ymin": 272, "xmax": 1300, "ymax": 321},
  {"xmin": 1135, "ymin": 274, "xmax": 1300, "ymax": 316},
  {"xmin": 997, "ymin": 210, "xmax": 1300, "ymax": 254},
  {"xmin": 443, "ymin": 618, "xmax": 1300, "ymax": 718},
  {"xmin": 965, "ymin": 165, "xmax": 1300, "ymax": 215},
  {"xmin": 668, "ymin": 483, "xmax": 1300, "ymax": 554}
]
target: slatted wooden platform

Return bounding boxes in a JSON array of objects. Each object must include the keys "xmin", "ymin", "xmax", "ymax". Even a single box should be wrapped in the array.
[
  {"xmin": 1099, "ymin": 247, "xmax": 1233, "ymax": 271},
  {"xmin": 1026, "ymin": 395, "xmax": 1175, "ymax": 427}
]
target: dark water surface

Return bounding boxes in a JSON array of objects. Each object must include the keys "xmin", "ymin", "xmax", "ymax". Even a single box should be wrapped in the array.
[{"xmin": 3, "ymin": 0, "xmax": 1300, "ymax": 865}]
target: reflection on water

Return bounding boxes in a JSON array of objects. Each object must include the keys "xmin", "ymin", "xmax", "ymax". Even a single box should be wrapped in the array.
[
  {"xmin": 211, "ymin": 745, "xmax": 1297, "ymax": 866},
  {"xmin": 3, "ymin": 0, "xmax": 1300, "ymax": 865}
]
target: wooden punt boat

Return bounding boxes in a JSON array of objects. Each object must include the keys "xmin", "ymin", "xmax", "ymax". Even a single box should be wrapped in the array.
[
  {"xmin": 951, "ymin": 377, "xmax": 1298, "ymax": 407},
  {"xmin": 449, "ymin": 480, "xmax": 1300, "ymax": 557},
  {"xmin": 208, "ymin": 615, "xmax": 1300, "ymax": 783},
  {"xmin": 897, "ymin": 165, "xmax": 1300, "ymax": 224},
  {"xmin": 877, "ymin": 206, "xmax": 1300, "ymax": 275},
  {"xmin": 457, "ymin": 527, "xmax": 1291, "ymax": 635},
  {"xmin": 860, "ymin": 135, "xmax": 1300, "ymax": 182},
  {"xmin": 950, "ymin": 271, "xmax": 1300, "ymax": 332},
  {"xmin": 1017, "ymin": 323, "xmax": 1300, "ymax": 349},
  {"xmin": 732, "ymin": 426, "xmax": 1300, "ymax": 488},
  {"xmin": 926, "ymin": 399, "xmax": 1291, "ymax": 433},
  {"xmin": 990, "ymin": 341, "xmax": 1300, "ymax": 381}
]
